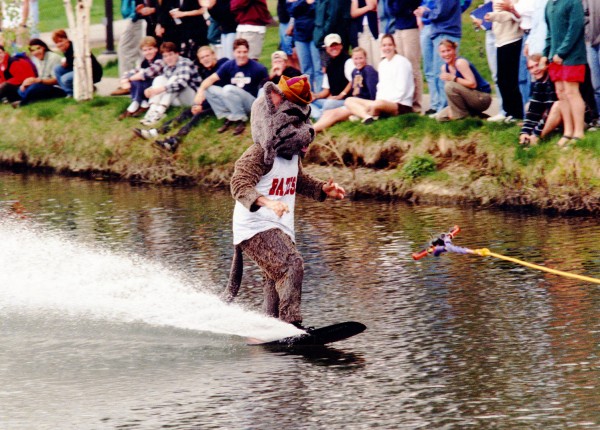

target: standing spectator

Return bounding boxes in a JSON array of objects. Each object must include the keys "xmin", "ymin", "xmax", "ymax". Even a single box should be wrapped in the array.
[
  {"xmin": 472, "ymin": 0, "xmax": 506, "ymax": 121},
  {"xmin": 584, "ymin": 0, "xmax": 600, "ymax": 123},
  {"xmin": 169, "ymin": 0, "xmax": 209, "ymax": 59},
  {"xmin": 434, "ymin": 39, "xmax": 492, "ymax": 121},
  {"xmin": 313, "ymin": 46, "xmax": 378, "ymax": 132},
  {"xmin": 135, "ymin": 45, "xmax": 228, "ymax": 151},
  {"xmin": 277, "ymin": 0, "xmax": 294, "ymax": 60},
  {"xmin": 378, "ymin": 0, "xmax": 396, "ymax": 35},
  {"xmin": 287, "ymin": 0, "xmax": 323, "ymax": 92},
  {"xmin": 52, "ymin": 29, "xmax": 103, "ymax": 97},
  {"xmin": 135, "ymin": 0, "xmax": 160, "ymax": 41},
  {"xmin": 111, "ymin": 0, "xmax": 144, "ymax": 96},
  {"xmin": 310, "ymin": 33, "xmax": 352, "ymax": 119},
  {"xmin": 202, "ymin": 0, "xmax": 238, "ymax": 59},
  {"xmin": 350, "ymin": 0, "xmax": 379, "ymax": 69},
  {"xmin": 20, "ymin": 0, "xmax": 39, "ymax": 37},
  {"xmin": 133, "ymin": 41, "xmax": 201, "ymax": 126},
  {"xmin": 541, "ymin": 0, "xmax": 587, "ymax": 146},
  {"xmin": 194, "ymin": 38, "xmax": 269, "ymax": 135},
  {"xmin": 230, "ymin": 0, "xmax": 272, "ymax": 60},
  {"xmin": 389, "ymin": 0, "xmax": 422, "ymax": 112},
  {"xmin": 0, "ymin": 44, "xmax": 36, "ymax": 103},
  {"xmin": 17, "ymin": 38, "xmax": 64, "ymax": 106},
  {"xmin": 118, "ymin": 36, "xmax": 161, "ymax": 120},
  {"xmin": 313, "ymin": 0, "xmax": 351, "ymax": 48},
  {"xmin": 344, "ymin": 34, "xmax": 414, "ymax": 123},
  {"xmin": 485, "ymin": 1, "xmax": 524, "ymax": 121},
  {"xmin": 414, "ymin": 0, "xmax": 462, "ymax": 114}
]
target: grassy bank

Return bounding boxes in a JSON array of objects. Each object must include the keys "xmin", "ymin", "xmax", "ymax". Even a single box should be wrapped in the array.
[{"xmin": 1, "ymin": 97, "xmax": 599, "ymax": 213}]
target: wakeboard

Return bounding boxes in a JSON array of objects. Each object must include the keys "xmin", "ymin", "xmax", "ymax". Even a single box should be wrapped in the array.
[{"xmin": 248, "ymin": 321, "xmax": 366, "ymax": 347}]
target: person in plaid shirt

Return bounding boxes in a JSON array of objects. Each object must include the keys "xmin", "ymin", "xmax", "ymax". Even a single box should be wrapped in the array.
[{"xmin": 130, "ymin": 41, "xmax": 201, "ymax": 126}]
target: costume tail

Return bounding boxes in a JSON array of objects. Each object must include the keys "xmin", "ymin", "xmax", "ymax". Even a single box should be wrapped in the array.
[{"xmin": 223, "ymin": 245, "xmax": 243, "ymax": 303}]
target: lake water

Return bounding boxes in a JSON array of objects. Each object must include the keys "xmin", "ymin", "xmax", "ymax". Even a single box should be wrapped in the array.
[{"xmin": 1, "ymin": 170, "xmax": 600, "ymax": 429}]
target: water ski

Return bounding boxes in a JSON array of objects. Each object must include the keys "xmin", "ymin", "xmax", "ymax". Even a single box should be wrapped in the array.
[{"xmin": 248, "ymin": 321, "xmax": 366, "ymax": 347}]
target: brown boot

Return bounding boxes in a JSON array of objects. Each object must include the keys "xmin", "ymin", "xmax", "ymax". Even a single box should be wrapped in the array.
[
  {"xmin": 110, "ymin": 87, "xmax": 130, "ymax": 96},
  {"xmin": 232, "ymin": 121, "xmax": 246, "ymax": 136},
  {"xmin": 217, "ymin": 119, "xmax": 232, "ymax": 133}
]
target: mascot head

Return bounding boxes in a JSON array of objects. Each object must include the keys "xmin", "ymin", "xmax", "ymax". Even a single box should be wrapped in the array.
[{"xmin": 251, "ymin": 75, "xmax": 315, "ymax": 166}]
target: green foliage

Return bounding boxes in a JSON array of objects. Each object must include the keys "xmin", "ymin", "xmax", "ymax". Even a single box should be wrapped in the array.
[{"xmin": 400, "ymin": 155, "xmax": 437, "ymax": 180}]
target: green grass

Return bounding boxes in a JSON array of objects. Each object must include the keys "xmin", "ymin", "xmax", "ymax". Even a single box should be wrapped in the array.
[{"xmin": 37, "ymin": 0, "xmax": 120, "ymax": 33}]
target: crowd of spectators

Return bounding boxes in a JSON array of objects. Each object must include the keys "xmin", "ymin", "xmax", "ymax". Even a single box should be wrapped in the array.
[{"xmin": 0, "ymin": 0, "xmax": 599, "ymax": 152}]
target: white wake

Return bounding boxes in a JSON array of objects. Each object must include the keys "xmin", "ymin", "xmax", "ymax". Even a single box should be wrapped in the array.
[{"xmin": 0, "ymin": 218, "xmax": 302, "ymax": 341}]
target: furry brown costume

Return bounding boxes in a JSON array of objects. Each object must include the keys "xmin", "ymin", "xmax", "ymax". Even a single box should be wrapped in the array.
[{"xmin": 224, "ymin": 77, "xmax": 345, "ymax": 327}]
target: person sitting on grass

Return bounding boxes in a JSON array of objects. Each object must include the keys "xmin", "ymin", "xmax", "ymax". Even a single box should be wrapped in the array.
[
  {"xmin": 259, "ymin": 50, "xmax": 301, "ymax": 90},
  {"xmin": 52, "ymin": 29, "xmax": 103, "ymax": 97},
  {"xmin": 519, "ymin": 53, "xmax": 559, "ymax": 145},
  {"xmin": 0, "ymin": 44, "xmax": 37, "ymax": 104},
  {"xmin": 193, "ymin": 38, "xmax": 268, "ymax": 136},
  {"xmin": 133, "ymin": 41, "xmax": 201, "ymax": 126},
  {"xmin": 313, "ymin": 47, "xmax": 378, "ymax": 133},
  {"xmin": 434, "ymin": 39, "xmax": 492, "ymax": 122},
  {"xmin": 132, "ymin": 45, "xmax": 228, "ymax": 152},
  {"xmin": 343, "ymin": 33, "xmax": 413, "ymax": 124},
  {"xmin": 117, "ymin": 36, "xmax": 161, "ymax": 120},
  {"xmin": 15, "ymin": 39, "xmax": 64, "ymax": 106}
]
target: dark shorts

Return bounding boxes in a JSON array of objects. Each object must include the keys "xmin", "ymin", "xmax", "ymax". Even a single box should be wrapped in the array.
[
  {"xmin": 548, "ymin": 62, "xmax": 586, "ymax": 83},
  {"xmin": 396, "ymin": 103, "xmax": 412, "ymax": 115}
]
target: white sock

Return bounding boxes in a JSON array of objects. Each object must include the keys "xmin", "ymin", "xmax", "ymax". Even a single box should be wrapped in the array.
[
  {"xmin": 127, "ymin": 101, "xmax": 140, "ymax": 113},
  {"xmin": 156, "ymin": 105, "xmax": 167, "ymax": 114}
]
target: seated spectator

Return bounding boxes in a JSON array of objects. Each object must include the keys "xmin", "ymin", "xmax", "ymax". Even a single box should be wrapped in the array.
[
  {"xmin": 313, "ymin": 47, "xmax": 378, "ymax": 132},
  {"xmin": 258, "ymin": 50, "xmax": 301, "ymax": 96},
  {"xmin": 0, "ymin": 44, "xmax": 37, "ymax": 103},
  {"xmin": 133, "ymin": 45, "xmax": 228, "ymax": 152},
  {"xmin": 193, "ymin": 38, "xmax": 268, "ymax": 135},
  {"xmin": 16, "ymin": 39, "xmax": 64, "ymax": 106},
  {"xmin": 519, "ymin": 54, "xmax": 560, "ymax": 145},
  {"xmin": 343, "ymin": 33, "xmax": 413, "ymax": 123},
  {"xmin": 132, "ymin": 41, "xmax": 201, "ymax": 126},
  {"xmin": 52, "ymin": 29, "xmax": 103, "ymax": 97},
  {"xmin": 434, "ymin": 39, "xmax": 492, "ymax": 121},
  {"xmin": 118, "ymin": 36, "xmax": 161, "ymax": 120},
  {"xmin": 310, "ymin": 33, "xmax": 352, "ymax": 120}
]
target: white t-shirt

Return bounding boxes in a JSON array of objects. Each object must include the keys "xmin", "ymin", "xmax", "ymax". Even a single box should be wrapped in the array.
[
  {"xmin": 376, "ymin": 54, "xmax": 414, "ymax": 108},
  {"xmin": 232, "ymin": 155, "xmax": 299, "ymax": 245}
]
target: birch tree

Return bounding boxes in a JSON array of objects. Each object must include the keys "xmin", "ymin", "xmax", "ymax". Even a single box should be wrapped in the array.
[{"xmin": 63, "ymin": 0, "xmax": 94, "ymax": 101}]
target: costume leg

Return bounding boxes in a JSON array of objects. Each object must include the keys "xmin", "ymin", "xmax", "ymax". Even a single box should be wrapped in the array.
[
  {"xmin": 239, "ymin": 229, "xmax": 304, "ymax": 324},
  {"xmin": 262, "ymin": 277, "xmax": 279, "ymax": 318}
]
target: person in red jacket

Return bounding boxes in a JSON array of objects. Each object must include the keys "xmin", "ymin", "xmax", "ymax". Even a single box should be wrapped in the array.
[
  {"xmin": 230, "ymin": 0, "xmax": 272, "ymax": 60},
  {"xmin": 0, "ymin": 45, "xmax": 37, "ymax": 102}
]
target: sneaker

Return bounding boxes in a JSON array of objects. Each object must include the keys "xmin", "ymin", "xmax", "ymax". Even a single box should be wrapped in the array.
[
  {"xmin": 217, "ymin": 119, "xmax": 233, "ymax": 133},
  {"xmin": 349, "ymin": 114, "xmax": 360, "ymax": 122},
  {"xmin": 425, "ymin": 109, "xmax": 437, "ymax": 115},
  {"xmin": 132, "ymin": 128, "xmax": 159, "ymax": 140},
  {"xmin": 140, "ymin": 110, "xmax": 165, "ymax": 126},
  {"xmin": 232, "ymin": 121, "xmax": 246, "ymax": 135},
  {"xmin": 487, "ymin": 113, "xmax": 507, "ymax": 122},
  {"xmin": 362, "ymin": 116, "xmax": 376, "ymax": 125},
  {"xmin": 503, "ymin": 115, "xmax": 515, "ymax": 124},
  {"xmin": 428, "ymin": 112, "xmax": 438, "ymax": 119},
  {"xmin": 154, "ymin": 136, "xmax": 180, "ymax": 153}
]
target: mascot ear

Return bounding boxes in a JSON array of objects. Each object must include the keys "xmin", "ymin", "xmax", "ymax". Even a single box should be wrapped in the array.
[{"xmin": 263, "ymin": 82, "xmax": 284, "ymax": 114}]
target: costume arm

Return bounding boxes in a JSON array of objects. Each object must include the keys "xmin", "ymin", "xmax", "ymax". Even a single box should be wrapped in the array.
[
  {"xmin": 296, "ymin": 161, "xmax": 327, "ymax": 201},
  {"xmin": 231, "ymin": 144, "xmax": 270, "ymax": 212}
]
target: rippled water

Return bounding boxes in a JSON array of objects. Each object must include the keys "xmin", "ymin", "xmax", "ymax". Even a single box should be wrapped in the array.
[{"xmin": 1, "ymin": 171, "xmax": 600, "ymax": 429}]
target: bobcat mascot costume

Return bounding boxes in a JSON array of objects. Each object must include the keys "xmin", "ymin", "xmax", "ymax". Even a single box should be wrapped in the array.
[{"xmin": 224, "ymin": 75, "xmax": 345, "ymax": 330}]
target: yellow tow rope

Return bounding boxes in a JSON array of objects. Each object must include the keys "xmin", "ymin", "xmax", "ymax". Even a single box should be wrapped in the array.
[{"xmin": 472, "ymin": 248, "xmax": 600, "ymax": 285}]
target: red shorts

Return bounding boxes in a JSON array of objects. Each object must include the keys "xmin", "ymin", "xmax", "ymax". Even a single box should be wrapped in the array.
[{"xmin": 548, "ymin": 62, "xmax": 586, "ymax": 83}]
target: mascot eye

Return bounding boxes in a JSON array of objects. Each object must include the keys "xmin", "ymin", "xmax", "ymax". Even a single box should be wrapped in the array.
[{"xmin": 292, "ymin": 121, "xmax": 303, "ymax": 129}]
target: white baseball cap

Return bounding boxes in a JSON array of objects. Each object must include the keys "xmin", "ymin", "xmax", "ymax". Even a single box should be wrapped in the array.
[{"xmin": 323, "ymin": 33, "xmax": 342, "ymax": 47}]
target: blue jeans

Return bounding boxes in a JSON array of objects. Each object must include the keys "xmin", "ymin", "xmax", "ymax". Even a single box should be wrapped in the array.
[
  {"xmin": 485, "ymin": 30, "xmax": 505, "ymax": 115},
  {"xmin": 17, "ymin": 83, "xmax": 65, "ymax": 105},
  {"xmin": 295, "ymin": 40, "xmax": 323, "ymax": 93},
  {"xmin": 431, "ymin": 33, "xmax": 460, "ymax": 112},
  {"xmin": 518, "ymin": 32, "xmax": 531, "ymax": 110},
  {"xmin": 587, "ymin": 43, "xmax": 600, "ymax": 117},
  {"xmin": 279, "ymin": 22, "xmax": 294, "ymax": 55},
  {"xmin": 205, "ymin": 85, "xmax": 255, "ymax": 122},
  {"xmin": 310, "ymin": 98, "xmax": 345, "ymax": 120},
  {"xmin": 54, "ymin": 65, "xmax": 74, "ymax": 96},
  {"xmin": 130, "ymin": 79, "xmax": 152, "ymax": 104},
  {"xmin": 420, "ymin": 24, "xmax": 438, "ymax": 112}
]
